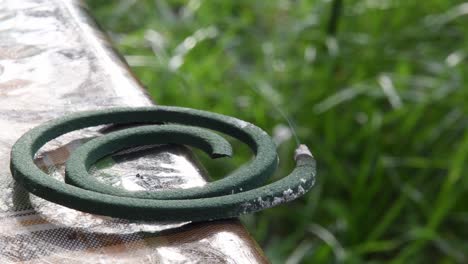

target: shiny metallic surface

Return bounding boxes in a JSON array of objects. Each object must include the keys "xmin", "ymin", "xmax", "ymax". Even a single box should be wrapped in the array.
[{"xmin": 0, "ymin": 0, "xmax": 268, "ymax": 263}]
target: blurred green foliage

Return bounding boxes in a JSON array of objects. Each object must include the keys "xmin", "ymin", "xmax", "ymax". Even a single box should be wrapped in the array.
[{"xmin": 86, "ymin": 0, "xmax": 468, "ymax": 263}]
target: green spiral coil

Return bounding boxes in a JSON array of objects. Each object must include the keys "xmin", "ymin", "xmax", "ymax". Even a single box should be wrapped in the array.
[{"xmin": 10, "ymin": 106, "xmax": 316, "ymax": 221}]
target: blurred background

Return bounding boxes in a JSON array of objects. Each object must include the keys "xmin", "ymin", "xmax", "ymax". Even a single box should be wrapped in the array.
[{"xmin": 86, "ymin": 1, "xmax": 468, "ymax": 263}]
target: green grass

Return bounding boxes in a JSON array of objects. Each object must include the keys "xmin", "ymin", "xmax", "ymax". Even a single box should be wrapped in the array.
[{"xmin": 86, "ymin": 1, "xmax": 468, "ymax": 263}]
